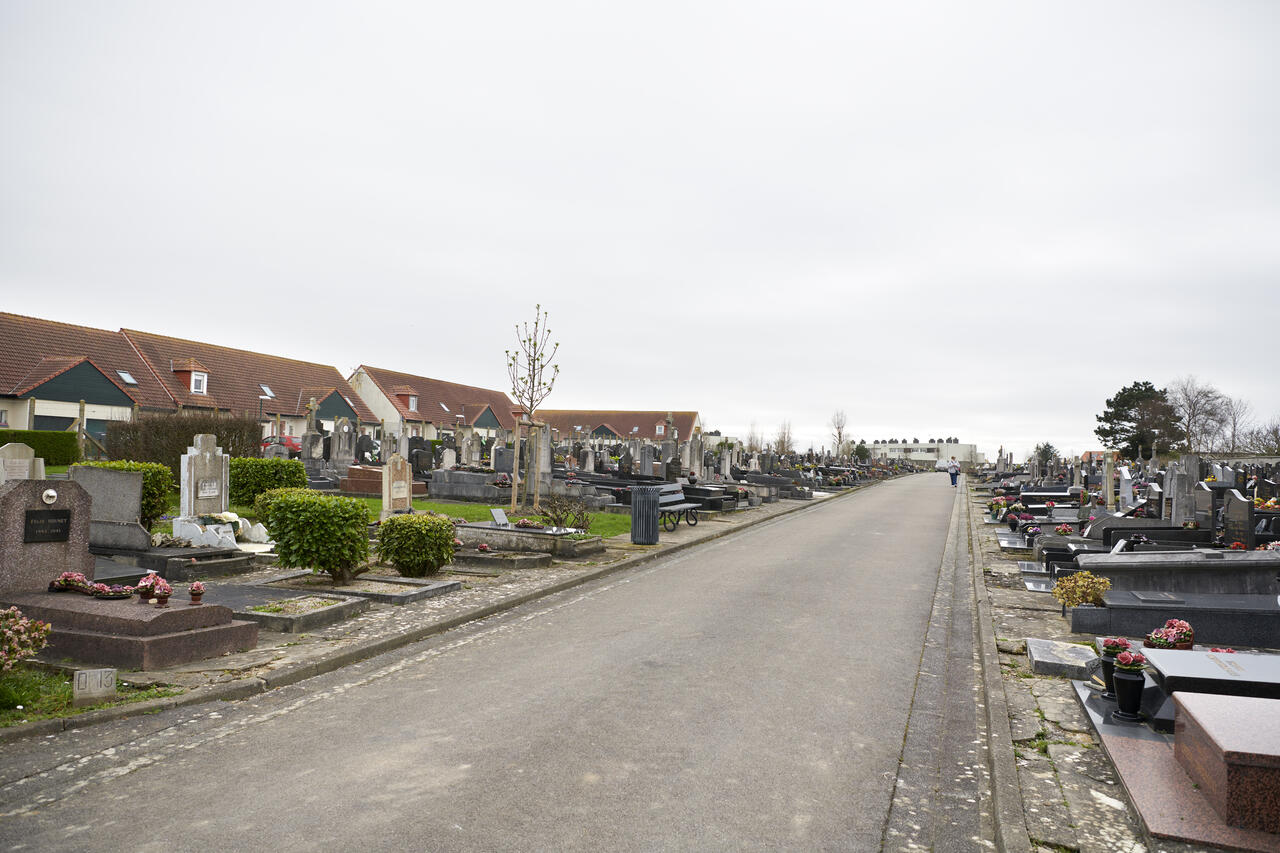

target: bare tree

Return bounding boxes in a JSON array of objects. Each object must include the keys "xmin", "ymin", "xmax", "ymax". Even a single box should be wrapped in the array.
[
  {"xmin": 745, "ymin": 421, "xmax": 763, "ymax": 453},
  {"xmin": 1219, "ymin": 397, "xmax": 1254, "ymax": 453},
  {"xmin": 773, "ymin": 421, "xmax": 794, "ymax": 455},
  {"xmin": 830, "ymin": 410, "xmax": 847, "ymax": 457},
  {"xmin": 1169, "ymin": 375, "xmax": 1226, "ymax": 453},
  {"xmin": 506, "ymin": 304, "xmax": 560, "ymax": 418},
  {"xmin": 1244, "ymin": 418, "xmax": 1280, "ymax": 455}
]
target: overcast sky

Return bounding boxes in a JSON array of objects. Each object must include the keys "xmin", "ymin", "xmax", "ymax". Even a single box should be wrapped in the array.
[{"xmin": 3, "ymin": 2, "xmax": 1277, "ymax": 461}]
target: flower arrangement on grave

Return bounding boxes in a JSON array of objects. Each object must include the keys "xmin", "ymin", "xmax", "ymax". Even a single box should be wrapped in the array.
[
  {"xmin": 151, "ymin": 579, "xmax": 173, "ymax": 607},
  {"xmin": 1145, "ymin": 619, "xmax": 1193, "ymax": 648},
  {"xmin": 453, "ymin": 538, "xmax": 463, "ymax": 550},
  {"xmin": 994, "ymin": 488, "xmax": 1006, "ymax": 496},
  {"xmin": 1018, "ymin": 513, "xmax": 1035, "ymax": 521},
  {"xmin": 489, "ymin": 473, "xmax": 511, "ymax": 488},
  {"xmin": 1, "ymin": 606, "xmax": 52, "ymax": 672},
  {"xmin": 1055, "ymin": 524, "xmax": 1073, "ymax": 536},
  {"xmin": 1026, "ymin": 526, "xmax": 1042, "ymax": 535},
  {"xmin": 1112, "ymin": 651, "xmax": 1147, "ymax": 672},
  {"xmin": 89, "ymin": 582, "xmax": 133, "ymax": 600},
  {"xmin": 1008, "ymin": 503, "xmax": 1026, "ymax": 513},
  {"xmin": 188, "ymin": 582, "xmax": 206, "ymax": 604},
  {"xmin": 1182, "ymin": 521, "xmax": 1199, "ymax": 529},
  {"xmin": 1205, "ymin": 474, "xmax": 1217, "ymax": 482},
  {"xmin": 49, "ymin": 572, "xmax": 93, "ymax": 594},
  {"xmin": 1051, "ymin": 571, "xmax": 1111, "ymax": 609},
  {"xmin": 514, "ymin": 518, "xmax": 545, "ymax": 529},
  {"xmin": 476, "ymin": 543, "xmax": 491, "ymax": 552},
  {"xmin": 1101, "ymin": 637, "xmax": 1131, "ymax": 655},
  {"xmin": 1045, "ymin": 500, "xmax": 1056, "ymax": 508},
  {"xmin": 135, "ymin": 573, "xmax": 159, "ymax": 594},
  {"xmin": 1210, "ymin": 647, "xmax": 1237, "ymax": 654},
  {"xmin": 1229, "ymin": 541, "xmax": 1246, "ymax": 550}
]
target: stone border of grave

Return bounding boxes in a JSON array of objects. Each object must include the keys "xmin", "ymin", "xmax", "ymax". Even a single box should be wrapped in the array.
[
  {"xmin": 0, "ymin": 476, "xmax": 900, "ymax": 744},
  {"xmin": 233, "ymin": 593, "xmax": 371, "ymax": 633}
]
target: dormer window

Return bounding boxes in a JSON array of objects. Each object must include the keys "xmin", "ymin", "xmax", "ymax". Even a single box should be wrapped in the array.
[
  {"xmin": 191, "ymin": 372, "xmax": 208, "ymax": 394},
  {"xmin": 259, "ymin": 384, "xmax": 275, "ymax": 398},
  {"xmin": 408, "ymin": 396, "xmax": 418, "ymax": 412},
  {"xmin": 655, "ymin": 424, "xmax": 665, "ymax": 436},
  {"xmin": 117, "ymin": 370, "xmax": 138, "ymax": 385}
]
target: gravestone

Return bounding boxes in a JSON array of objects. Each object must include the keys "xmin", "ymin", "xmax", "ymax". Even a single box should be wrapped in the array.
[
  {"xmin": 719, "ymin": 450, "xmax": 732, "ymax": 478},
  {"xmin": 69, "ymin": 465, "xmax": 150, "ymax": 551},
  {"xmin": 355, "ymin": 433, "xmax": 377, "ymax": 465},
  {"xmin": 1145, "ymin": 648, "xmax": 1280, "ymax": 699},
  {"xmin": 0, "ymin": 443, "xmax": 45, "ymax": 483},
  {"xmin": 492, "ymin": 445, "xmax": 512, "ymax": 474},
  {"xmin": 619, "ymin": 448, "xmax": 634, "ymax": 476},
  {"xmin": 1169, "ymin": 468, "xmax": 1194, "ymax": 525},
  {"xmin": 440, "ymin": 448, "xmax": 457, "ymax": 469},
  {"xmin": 0, "ymin": 479, "xmax": 94, "ymax": 596},
  {"xmin": 381, "ymin": 453, "xmax": 412, "ymax": 520},
  {"xmin": 178, "ymin": 435, "xmax": 229, "ymax": 517},
  {"xmin": 263, "ymin": 443, "xmax": 289, "ymax": 460},
  {"xmin": 1117, "ymin": 466, "xmax": 1133, "ymax": 510},
  {"xmin": 581, "ymin": 448, "xmax": 594, "ymax": 473},
  {"xmin": 1144, "ymin": 482, "xmax": 1164, "ymax": 519},
  {"xmin": 1222, "ymin": 489, "xmax": 1256, "ymax": 549},
  {"xmin": 638, "ymin": 445, "xmax": 654, "ymax": 474},
  {"xmin": 331, "ymin": 417, "xmax": 356, "ymax": 473},
  {"xmin": 1103, "ymin": 456, "xmax": 1115, "ymax": 511}
]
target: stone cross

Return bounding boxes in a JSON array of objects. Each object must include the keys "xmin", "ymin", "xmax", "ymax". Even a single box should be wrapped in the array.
[{"xmin": 179, "ymin": 434, "xmax": 229, "ymax": 517}]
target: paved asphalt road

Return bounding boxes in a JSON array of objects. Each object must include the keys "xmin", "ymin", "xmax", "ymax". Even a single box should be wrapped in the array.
[{"xmin": 1, "ymin": 474, "xmax": 962, "ymax": 852}]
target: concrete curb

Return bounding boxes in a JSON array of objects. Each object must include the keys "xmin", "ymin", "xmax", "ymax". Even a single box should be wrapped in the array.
[
  {"xmin": 965, "ymin": 482, "xmax": 1033, "ymax": 853},
  {"xmin": 1, "ymin": 480, "xmax": 883, "ymax": 744}
]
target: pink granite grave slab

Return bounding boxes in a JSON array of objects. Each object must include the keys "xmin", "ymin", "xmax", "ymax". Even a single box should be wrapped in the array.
[{"xmin": 1175, "ymin": 692, "xmax": 1280, "ymax": 835}]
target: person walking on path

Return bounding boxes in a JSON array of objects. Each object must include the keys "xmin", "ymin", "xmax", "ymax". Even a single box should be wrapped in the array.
[{"xmin": 947, "ymin": 456, "xmax": 960, "ymax": 487}]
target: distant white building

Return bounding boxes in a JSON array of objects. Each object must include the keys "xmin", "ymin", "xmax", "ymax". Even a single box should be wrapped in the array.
[{"xmin": 869, "ymin": 439, "xmax": 984, "ymax": 468}]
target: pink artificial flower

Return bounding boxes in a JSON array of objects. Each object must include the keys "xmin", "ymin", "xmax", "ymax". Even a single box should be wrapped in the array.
[
  {"xmin": 189, "ymin": 582, "xmax": 205, "ymax": 594},
  {"xmin": 1210, "ymin": 648, "xmax": 1236, "ymax": 654},
  {"xmin": 1116, "ymin": 651, "xmax": 1136, "ymax": 665}
]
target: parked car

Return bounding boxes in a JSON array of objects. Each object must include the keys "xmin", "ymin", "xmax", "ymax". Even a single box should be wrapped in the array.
[{"xmin": 261, "ymin": 435, "xmax": 303, "ymax": 458}]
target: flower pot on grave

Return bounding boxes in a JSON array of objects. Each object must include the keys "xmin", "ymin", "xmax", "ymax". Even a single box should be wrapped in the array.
[
  {"xmin": 153, "ymin": 595, "xmax": 170, "ymax": 609},
  {"xmin": 1099, "ymin": 653, "xmax": 1117, "ymax": 701},
  {"xmin": 1008, "ymin": 518, "xmax": 1020, "ymax": 532},
  {"xmin": 1110, "ymin": 669, "xmax": 1145, "ymax": 722},
  {"xmin": 188, "ymin": 593, "xmax": 203, "ymax": 605}
]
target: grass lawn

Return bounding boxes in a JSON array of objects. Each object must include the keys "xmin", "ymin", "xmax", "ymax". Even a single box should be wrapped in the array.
[
  {"xmin": 150, "ymin": 493, "xmax": 631, "ymax": 539},
  {"xmin": 0, "ymin": 664, "xmax": 184, "ymax": 728},
  {"xmin": 351, "ymin": 497, "xmax": 631, "ymax": 539}
]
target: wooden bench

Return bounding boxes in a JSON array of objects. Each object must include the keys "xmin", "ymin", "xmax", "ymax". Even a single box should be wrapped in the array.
[{"xmin": 658, "ymin": 483, "xmax": 699, "ymax": 532}]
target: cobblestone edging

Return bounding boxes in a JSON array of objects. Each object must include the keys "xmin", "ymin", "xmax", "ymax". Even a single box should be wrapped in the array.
[{"xmin": 1, "ymin": 482, "xmax": 883, "ymax": 745}]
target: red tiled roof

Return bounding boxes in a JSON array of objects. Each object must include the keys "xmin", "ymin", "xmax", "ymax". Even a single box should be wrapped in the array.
[
  {"xmin": 356, "ymin": 366, "xmax": 518, "ymax": 429},
  {"xmin": 538, "ymin": 410, "xmax": 700, "ymax": 442},
  {"xmin": 0, "ymin": 313, "xmax": 172, "ymax": 408},
  {"xmin": 121, "ymin": 329, "xmax": 379, "ymax": 423}
]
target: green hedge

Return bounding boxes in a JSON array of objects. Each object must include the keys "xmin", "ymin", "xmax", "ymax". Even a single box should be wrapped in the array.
[
  {"xmin": 269, "ymin": 492, "xmax": 370, "ymax": 584},
  {"xmin": 229, "ymin": 457, "xmax": 307, "ymax": 506},
  {"xmin": 377, "ymin": 514, "xmax": 455, "ymax": 577},
  {"xmin": 0, "ymin": 430, "xmax": 81, "ymax": 466},
  {"xmin": 105, "ymin": 412, "xmax": 262, "ymax": 479},
  {"xmin": 74, "ymin": 461, "xmax": 173, "ymax": 529},
  {"xmin": 253, "ymin": 487, "xmax": 314, "ymax": 535}
]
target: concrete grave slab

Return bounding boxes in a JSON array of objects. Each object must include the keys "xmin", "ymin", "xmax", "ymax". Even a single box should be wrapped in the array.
[{"xmin": 1026, "ymin": 637, "xmax": 1098, "ymax": 679}]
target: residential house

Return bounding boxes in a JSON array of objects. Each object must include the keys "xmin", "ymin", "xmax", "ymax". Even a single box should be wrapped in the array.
[
  {"xmin": 537, "ymin": 410, "xmax": 702, "ymax": 443},
  {"xmin": 348, "ymin": 366, "xmax": 518, "ymax": 440}
]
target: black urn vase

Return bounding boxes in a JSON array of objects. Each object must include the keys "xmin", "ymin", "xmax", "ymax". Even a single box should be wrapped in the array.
[
  {"xmin": 1099, "ymin": 653, "xmax": 1117, "ymax": 701},
  {"xmin": 1111, "ymin": 669, "xmax": 1145, "ymax": 722}
]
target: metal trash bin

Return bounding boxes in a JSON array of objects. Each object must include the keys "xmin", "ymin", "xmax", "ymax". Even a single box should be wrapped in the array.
[{"xmin": 630, "ymin": 485, "xmax": 660, "ymax": 545}]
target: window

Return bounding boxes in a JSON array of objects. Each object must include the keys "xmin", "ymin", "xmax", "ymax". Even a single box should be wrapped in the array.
[
  {"xmin": 408, "ymin": 396, "xmax": 418, "ymax": 412},
  {"xmin": 0, "ymin": 409, "xmax": 7, "ymax": 427},
  {"xmin": 439, "ymin": 402, "xmax": 450, "ymax": 413},
  {"xmin": 259, "ymin": 384, "xmax": 275, "ymax": 398},
  {"xmin": 656, "ymin": 424, "xmax": 665, "ymax": 436},
  {"xmin": 191, "ymin": 371, "xmax": 208, "ymax": 394},
  {"xmin": 117, "ymin": 370, "xmax": 138, "ymax": 385}
]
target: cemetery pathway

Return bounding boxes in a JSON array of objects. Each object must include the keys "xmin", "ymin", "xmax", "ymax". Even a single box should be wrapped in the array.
[{"xmin": 0, "ymin": 474, "xmax": 993, "ymax": 852}]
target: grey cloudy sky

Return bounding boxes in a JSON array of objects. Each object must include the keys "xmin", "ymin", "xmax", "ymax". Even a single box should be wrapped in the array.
[{"xmin": 3, "ymin": 2, "xmax": 1277, "ymax": 461}]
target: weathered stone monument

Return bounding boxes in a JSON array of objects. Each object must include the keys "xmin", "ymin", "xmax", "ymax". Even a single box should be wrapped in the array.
[
  {"xmin": 0, "ymin": 442, "xmax": 45, "ymax": 483},
  {"xmin": 331, "ymin": 417, "xmax": 356, "ymax": 473},
  {"xmin": 0, "ymin": 479, "xmax": 94, "ymax": 596},
  {"xmin": 70, "ymin": 465, "xmax": 150, "ymax": 551},
  {"xmin": 381, "ymin": 453, "xmax": 412, "ymax": 520},
  {"xmin": 179, "ymin": 434, "xmax": 229, "ymax": 517}
]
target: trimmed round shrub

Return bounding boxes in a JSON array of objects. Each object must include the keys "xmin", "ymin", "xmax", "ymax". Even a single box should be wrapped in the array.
[
  {"xmin": 377, "ymin": 514, "xmax": 455, "ymax": 577},
  {"xmin": 229, "ymin": 457, "xmax": 307, "ymax": 506},
  {"xmin": 253, "ymin": 487, "xmax": 314, "ymax": 535},
  {"xmin": 75, "ymin": 460, "xmax": 173, "ymax": 529},
  {"xmin": 269, "ymin": 492, "xmax": 371, "ymax": 585}
]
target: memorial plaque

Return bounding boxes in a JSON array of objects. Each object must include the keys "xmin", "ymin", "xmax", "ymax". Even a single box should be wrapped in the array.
[
  {"xmin": 197, "ymin": 478, "xmax": 221, "ymax": 499},
  {"xmin": 1132, "ymin": 591, "xmax": 1184, "ymax": 604},
  {"xmin": 23, "ymin": 509, "xmax": 71, "ymax": 543},
  {"xmin": 391, "ymin": 481, "xmax": 408, "ymax": 499},
  {"xmin": 3, "ymin": 459, "xmax": 31, "ymax": 480}
]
